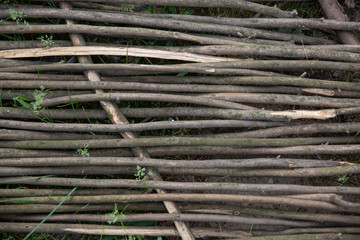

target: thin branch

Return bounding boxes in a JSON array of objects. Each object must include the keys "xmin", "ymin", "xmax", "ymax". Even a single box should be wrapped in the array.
[
  {"xmin": 2, "ymin": 193, "xmax": 354, "ymax": 212},
  {"xmin": 0, "ymin": 22, "xmax": 331, "ymax": 45},
  {"xmin": 0, "ymin": 119, "xmax": 283, "ymax": 133},
  {"xmin": 0, "ymin": 213, "xmax": 320, "ymax": 227},
  {"xmin": 3, "ymin": 60, "xmax": 360, "ymax": 74},
  {"xmin": 1, "ymin": 177, "xmax": 359, "ymax": 196},
  {"xmin": 0, "ymin": 188, "xmax": 142, "ymax": 197},
  {"xmin": 0, "ymin": 222, "xmax": 246, "ymax": 238},
  {"xmin": 0, "ymin": 46, "xmax": 237, "ymax": 63},
  {"xmin": 199, "ymin": 92, "xmax": 360, "ymax": 108},
  {"xmin": 318, "ymin": 0, "xmax": 360, "ymax": 45},
  {"xmin": 28, "ymin": 0, "xmax": 299, "ymax": 18},
  {"xmin": 215, "ymin": 122, "xmax": 360, "ymax": 138},
  {"xmin": 0, "ymin": 136, "xmax": 358, "ymax": 149},
  {"xmin": 40, "ymin": 92, "xmax": 257, "ymax": 110},
  {"xmin": 0, "ymin": 129, "xmax": 117, "ymax": 141},
  {"xmin": 0, "ymin": 156, "xmax": 341, "ymax": 168},
  {"xmin": 2, "ymin": 144, "xmax": 360, "ymax": 158},
  {"xmin": 148, "ymin": 13, "xmax": 360, "ymax": 31}
]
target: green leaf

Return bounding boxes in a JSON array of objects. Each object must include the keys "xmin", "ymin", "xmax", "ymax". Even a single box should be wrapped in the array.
[
  {"xmin": 23, "ymin": 186, "xmax": 78, "ymax": 240},
  {"xmin": 176, "ymin": 72, "xmax": 188, "ymax": 77},
  {"xmin": 13, "ymin": 96, "xmax": 34, "ymax": 110}
]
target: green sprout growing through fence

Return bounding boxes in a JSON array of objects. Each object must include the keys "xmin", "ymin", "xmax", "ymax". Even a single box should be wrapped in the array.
[
  {"xmin": 76, "ymin": 144, "xmax": 90, "ymax": 158},
  {"xmin": 9, "ymin": 8, "xmax": 28, "ymax": 25},
  {"xmin": 134, "ymin": 165, "xmax": 152, "ymax": 182},
  {"xmin": 13, "ymin": 86, "xmax": 47, "ymax": 115},
  {"xmin": 37, "ymin": 34, "xmax": 54, "ymax": 48}
]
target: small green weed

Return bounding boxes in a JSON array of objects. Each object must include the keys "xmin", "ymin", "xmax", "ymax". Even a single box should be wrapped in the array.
[
  {"xmin": 121, "ymin": 4, "xmax": 134, "ymax": 12},
  {"xmin": 13, "ymin": 86, "xmax": 47, "ymax": 114},
  {"xmin": 37, "ymin": 34, "xmax": 54, "ymax": 48},
  {"xmin": 32, "ymin": 86, "xmax": 47, "ymax": 114},
  {"xmin": 134, "ymin": 165, "xmax": 152, "ymax": 182},
  {"xmin": 9, "ymin": 8, "xmax": 28, "ymax": 25},
  {"xmin": 337, "ymin": 174, "xmax": 349, "ymax": 183},
  {"xmin": 106, "ymin": 203, "xmax": 127, "ymax": 224},
  {"xmin": 76, "ymin": 144, "xmax": 90, "ymax": 158}
]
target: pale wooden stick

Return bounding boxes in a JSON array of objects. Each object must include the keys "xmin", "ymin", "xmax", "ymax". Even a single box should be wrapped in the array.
[
  {"xmin": 59, "ymin": 2, "xmax": 194, "ymax": 239},
  {"xmin": 0, "ymin": 46, "xmax": 237, "ymax": 63}
]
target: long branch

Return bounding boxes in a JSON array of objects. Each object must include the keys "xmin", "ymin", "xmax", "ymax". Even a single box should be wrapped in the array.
[
  {"xmin": 1, "ymin": 165, "xmax": 359, "ymax": 178},
  {"xmin": 1, "ymin": 106, "xmax": 354, "ymax": 121},
  {"xmin": 0, "ymin": 119, "xmax": 284, "ymax": 133},
  {"xmin": 0, "ymin": 222, "xmax": 245, "ymax": 238},
  {"xmin": 0, "ymin": 23, "xmax": 330, "ymax": 45},
  {"xmin": 39, "ymin": 92, "xmax": 257, "ymax": 110},
  {"xmin": 0, "ymin": 46, "xmax": 236, "ymax": 63},
  {"xmin": 2, "ymin": 193, "xmax": 353, "ymax": 212},
  {"xmin": 3, "ymin": 74, "xmax": 360, "ymax": 93},
  {"xmin": 199, "ymin": 92, "xmax": 360, "ymax": 108},
  {"xmin": 0, "ymin": 156, "xmax": 341, "ymax": 168},
  {"xmin": 216, "ymin": 122, "xmax": 360, "ymax": 138},
  {"xmin": 3, "ymin": 60, "xmax": 360, "ymax": 74},
  {"xmin": 27, "ymin": 0, "xmax": 299, "ymax": 18},
  {"xmin": 3, "ymin": 144, "xmax": 360, "ymax": 158},
  {"xmin": 0, "ymin": 136, "xmax": 358, "ymax": 149},
  {"xmin": 148, "ymin": 13, "xmax": 360, "ymax": 31},
  {"xmin": 1, "ymin": 177, "xmax": 359, "ymax": 195},
  {"xmin": 0, "ymin": 213, "xmax": 320, "ymax": 227}
]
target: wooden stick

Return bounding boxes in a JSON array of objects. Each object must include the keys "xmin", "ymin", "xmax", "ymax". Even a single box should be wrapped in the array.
[
  {"xmin": 148, "ymin": 144, "xmax": 360, "ymax": 156},
  {"xmin": 0, "ymin": 188, "xmax": 142, "ymax": 197},
  {"xmin": 2, "ymin": 144, "xmax": 360, "ymax": 158},
  {"xmin": 0, "ymin": 119, "xmax": 283, "ymax": 133},
  {"xmin": 5, "ymin": 81, "xmax": 347, "ymax": 96},
  {"xmin": 0, "ymin": 222, "xmax": 246, "ymax": 238},
  {"xmin": 0, "ymin": 8, "xmax": 326, "ymax": 44},
  {"xmin": 1, "ymin": 177, "xmax": 359, "ymax": 195},
  {"xmin": 2, "ymin": 74, "xmax": 360, "ymax": 93},
  {"xmin": 0, "ymin": 46, "xmax": 236, "ymax": 63},
  {"xmin": 273, "ymin": 227, "xmax": 360, "ymax": 235},
  {"xmin": 40, "ymin": 92, "xmax": 256, "ymax": 110},
  {"xmin": 0, "ymin": 62, "xmax": 285, "ymax": 77},
  {"xmin": 0, "ymin": 23, "xmax": 332, "ymax": 45},
  {"xmin": 215, "ymin": 122, "xmax": 360, "ymax": 138},
  {"xmin": 2, "ymin": 193, "xmax": 355, "ymax": 212},
  {"xmin": 3, "ymin": 59, "xmax": 360, "ymax": 74},
  {"xmin": 285, "ymin": 194, "xmax": 360, "ymax": 208},
  {"xmin": 228, "ymin": 233, "xmax": 359, "ymax": 240},
  {"xmin": 147, "ymin": 13, "xmax": 360, "ymax": 31},
  {"xmin": 205, "ymin": 205, "xmax": 360, "ymax": 225},
  {"xmin": 1, "ymin": 165, "xmax": 359, "ymax": 178},
  {"xmin": 0, "ymin": 213, "xmax": 320, "ymax": 227},
  {"xmin": 0, "ymin": 136, "xmax": 358, "ymax": 149},
  {"xmin": 0, "ymin": 106, "xmax": 355, "ymax": 121},
  {"xmin": 0, "ymin": 156, "xmax": 340, "ymax": 168},
  {"xmin": 0, "ymin": 129, "xmax": 117, "ymax": 141},
  {"xmin": 59, "ymin": 2, "xmax": 194, "ymax": 238},
  {"xmin": 0, "ymin": 203, "xmax": 164, "ymax": 214},
  {"xmin": 29, "ymin": 0, "xmax": 299, "ymax": 18},
  {"xmin": 318, "ymin": 0, "xmax": 360, "ymax": 45},
  {"xmin": 199, "ymin": 92, "xmax": 360, "ymax": 108}
]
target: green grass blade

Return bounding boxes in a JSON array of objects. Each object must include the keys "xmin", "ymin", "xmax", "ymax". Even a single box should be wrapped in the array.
[
  {"xmin": 0, "ymin": 175, "xmax": 55, "ymax": 184},
  {"xmin": 23, "ymin": 186, "xmax": 78, "ymax": 240}
]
